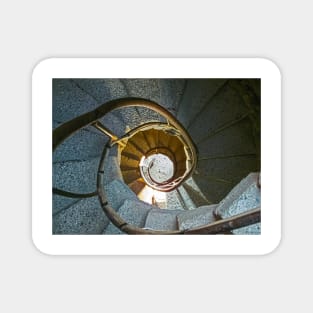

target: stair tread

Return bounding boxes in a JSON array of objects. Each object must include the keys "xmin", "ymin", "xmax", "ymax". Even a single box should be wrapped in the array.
[
  {"xmin": 103, "ymin": 156, "xmax": 123, "ymax": 184},
  {"xmin": 177, "ymin": 205, "xmax": 217, "ymax": 231},
  {"xmin": 196, "ymin": 119, "xmax": 257, "ymax": 157},
  {"xmin": 128, "ymin": 179, "xmax": 146, "ymax": 194},
  {"xmin": 53, "ymin": 128, "xmax": 107, "ymax": 163},
  {"xmin": 53, "ymin": 196, "xmax": 109, "ymax": 234},
  {"xmin": 53, "ymin": 157, "xmax": 99, "ymax": 194},
  {"xmin": 70, "ymin": 79, "xmax": 128, "ymax": 132},
  {"xmin": 53, "ymin": 194, "xmax": 79, "ymax": 215},
  {"xmin": 122, "ymin": 79, "xmax": 162, "ymax": 104},
  {"xmin": 53, "ymin": 79, "xmax": 100, "ymax": 123},
  {"xmin": 104, "ymin": 199, "xmax": 154, "ymax": 234},
  {"xmin": 144, "ymin": 208, "xmax": 182, "ymax": 231},
  {"xmin": 98, "ymin": 112, "xmax": 127, "ymax": 137},
  {"xmin": 188, "ymin": 80, "xmax": 247, "ymax": 140},
  {"xmin": 160, "ymin": 79, "xmax": 186, "ymax": 114},
  {"xmin": 122, "ymin": 171, "xmax": 141, "ymax": 184},
  {"xmin": 104, "ymin": 179, "xmax": 138, "ymax": 210},
  {"xmin": 183, "ymin": 179, "xmax": 210, "ymax": 206},
  {"xmin": 214, "ymin": 172, "xmax": 260, "ymax": 234},
  {"xmin": 177, "ymin": 79, "xmax": 227, "ymax": 128}
]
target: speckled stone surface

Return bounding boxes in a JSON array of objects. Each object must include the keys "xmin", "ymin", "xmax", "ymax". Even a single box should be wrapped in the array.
[
  {"xmin": 53, "ymin": 157, "xmax": 99, "ymax": 194},
  {"xmin": 52, "ymin": 194, "xmax": 79, "ymax": 215},
  {"xmin": 98, "ymin": 112, "xmax": 127, "ymax": 137},
  {"xmin": 121, "ymin": 79, "xmax": 161, "ymax": 103},
  {"xmin": 104, "ymin": 199, "xmax": 153, "ymax": 234},
  {"xmin": 187, "ymin": 80, "xmax": 247, "ymax": 140},
  {"xmin": 177, "ymin": 205, "xmax": 217, "ymax": 231},
  {"xmin": 102, "ymin": 156, "xmax": 123, "ymax": 185},
  {"xmin": 160, "ymin": 79, "xmax": 186, "ymax": 115},
  {"xmin": 177, "ymin": 79, "xmax": 227, "ymax": 128},
  {"xmin": 177, "ymin": 185, "xmax": 196, "ymax": 209},
  {"xmin": 196, "ymin": 154, "xmax": 258, "ymax": 196},
  {"xmin": 115, "ymin": 107, "xmax": 145, "ymax": 130},
  {"xmin": 121, "ymin": 79, "xmax": 165, "ymax": 123},
  {"xmin": 144, "ymin": 208, "xmax": 181, "ymax": 231},
  {"xmin": 53, "ymin": 129, "xmax": 107, "ymax": 163},
  {"xmin": 60, "ymin": 78, "xmax": 127, "ymax": 128},
  {"xmin": 214, "ymin": 172, "xmax": 261, "ymax": 234},
  {"xmin": 104, "ymin": 179, "xmax": 137, "ymax": 210},
  {"xmin": 191, "ymin": 173, "xmax": 235, "ymax": 204},
  {"xmin": 196, "ymin": 118, "xmax": 257, "ymax": 157},
  {"xmin": 137, "ymin": 107, "xmax": 166, "ymax": 124},
  {"xmin": 53, "ymin": 79, "xmax": 129, "ymax": 137},
  {"xmin": 165, "ymin": 190, "xmax": 184, "ymax": 210},
  {"xmin": 53, "ymin": 196, "xmax": 108, "ymax": 234},
  {"xmin": 53, "ymin": 79, "xmax": 99, "ymax": 123},
  {"xmin": 71, "ymin": 79, "xmax": 127, "ymax": 103},
  {"xmin": 53, "ymin": 120, "xmax": 62, "ymax": 129},
  {"xmin": 182, "ymin": 79, "xmax": 260, "ymax": 206}
]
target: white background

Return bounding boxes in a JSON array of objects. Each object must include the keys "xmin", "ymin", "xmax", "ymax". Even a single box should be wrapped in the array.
[
  {"xmin": 33, "ymin": 58, "xmax": 281, "ymax": 255},
  {"xmin": 1, "ymin": 0, "xmax": 311, "ymax": 312}
]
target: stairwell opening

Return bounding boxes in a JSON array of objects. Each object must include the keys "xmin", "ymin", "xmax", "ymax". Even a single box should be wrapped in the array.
[
  {"xmin": 138, "ymin": 153, "xmax": 175, "ymax": 208},
  {"xmin": 120, "ymin": 124, "xmax": 192, "ymax": 194},
  {"xmin": 140, "ymin": 153, "xmax": 174, "ymax": 185}
]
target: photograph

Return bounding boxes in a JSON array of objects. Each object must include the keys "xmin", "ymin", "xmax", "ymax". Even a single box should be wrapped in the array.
[{"xmin": 52, "ymin": 78, "xmax": 261, "ymax": 235}]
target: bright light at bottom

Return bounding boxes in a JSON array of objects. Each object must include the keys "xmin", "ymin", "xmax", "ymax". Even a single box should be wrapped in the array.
[{"xmin": 138, "ymin": 185, "xmax": 166, "ymax": 206}]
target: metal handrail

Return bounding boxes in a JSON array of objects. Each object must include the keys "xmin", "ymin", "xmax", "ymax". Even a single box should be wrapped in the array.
[{"xmin": 53, "ymin": 188, "xmax": 97, "ymax": 199}]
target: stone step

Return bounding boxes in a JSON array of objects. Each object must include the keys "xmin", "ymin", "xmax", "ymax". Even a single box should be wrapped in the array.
[
  {"xmin": 117, "ymin": 79, "xmax": 165, "ymax": 126},
  {"xmin": 102, "ymin": 156, "xmax": 123, "ymax": 185},
  {"xmin": 165, "ymin": 190, "xmax": 185, "ymax": 210},
  {"xmin": 183, "ymin": 179, "xmax": 211, "ymax": 206},
  {"xmin": 196, "ymin": 119, "xmax": 257, "ymax": 161},
  {"xmin": 176, "ymin": 79, "xmax": 227, "ymax": 128},
  {"xmin": 144, "ymin": 208, "xmax": 182, "ymax": 231},
  {"xmin": 68, "ymin": 78, "xmax": 129, "ymax": 131},
  {"xmin": 214, "ymin": 172, "xmax": 261, "ymax": 234},
  {"xmin": 128, "ymin": 178, "xmax": 146, "ymax": 195},
  {"xmin": 179, "ymin": 184, "xmax": 208, "ymax": 207},
  {"xmin": 104, "ymin": 179, "xmax": 138, "ymax": 211},
  {"xmin": 104, "ymin": 199, "xmax": 154, "ymax": 234},
  {"xmin": 53, "ymin": 157, "xmax": 99, "ymax": 195},
  {"xmin": 136, "ymin": 107, "xmax": 166, "ymax": 124},
  {"xmin": 52, "ymin": 194, "xmax": 79, "ymax": 215},
  {"xmin": 187, "ymin": 80, "xmax": 250, "ymax": 143},
  {"xmin": 177, "ymin": 204, "xmax": 218, "ymax": 231},
  {"xmin": 129, "ymin": 132, "xmax": 151, "ymax": 151},
  {"xmin": 53, "ymin": 79, "xmax": 100, "ymax": 123},
  {"xmin": 53, "ymin": 196, "xmax": 109, "ymax": 234},
  {"xmin": 121, "ymin": 154, "xmax": 140, "ymax": 169},
  {"xmin": 121, "ymin": 79, "xmax": 162, "ymax": 104},
  {"xmin": 159, "ymin": 79, "xmax": 186, "ymax": 115},
  {"xmin": 71, "ymin": 78, "xmax": 128, "ymax": 103},
  {"xmin": 190, "ymin": 173, "xmax": 234, "ymax": 204},
  {"xmin": 122, "ymin": 169, "xmax": 141, "ymax": 185},
  {"xmin": 142, "ymin": 129, "xmax": 158, "ymax": 149},
  {"xmin": 98, "ymin": 111, "xmax": 127, "ymax": 138},
  {"xmin": 53, "ymin": 128, "xmax": 107, "ymax": 163},
  {"xmin": 116, "ymin": 107, "xmax": 145, "ymax": 130}
]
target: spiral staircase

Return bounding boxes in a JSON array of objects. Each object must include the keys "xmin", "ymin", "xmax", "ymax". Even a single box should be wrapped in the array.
[{"xmin": 53, "ymin": 79, "xmax": 261, "ymax": 235}]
